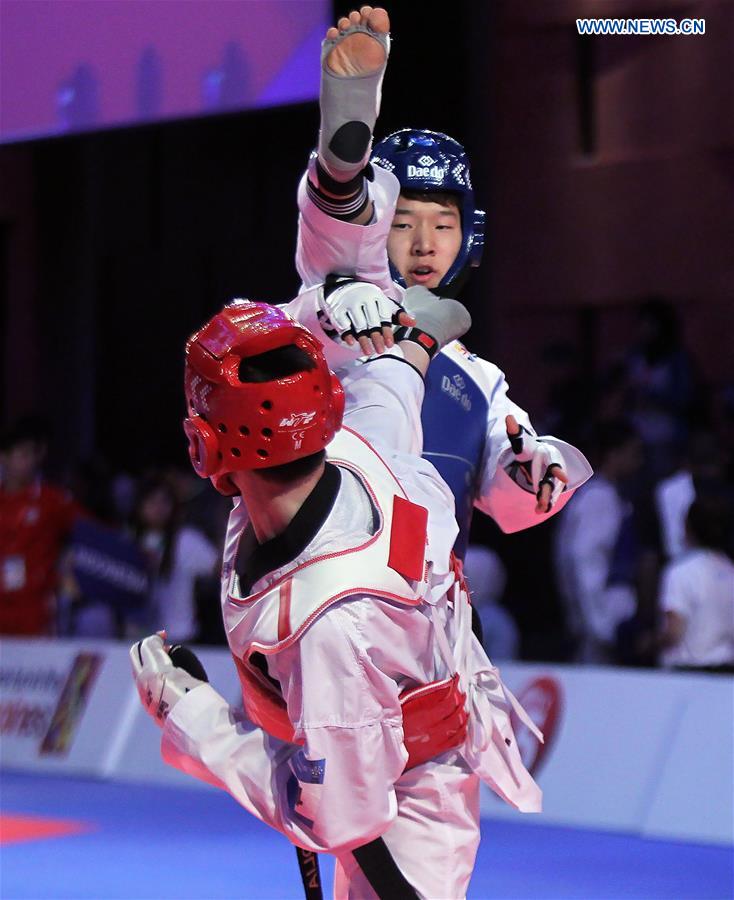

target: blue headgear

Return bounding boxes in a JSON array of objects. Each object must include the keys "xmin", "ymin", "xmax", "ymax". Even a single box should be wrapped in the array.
[{"xmin": 371, "ymin": 129, "xmax": 485, "ymax": 294}]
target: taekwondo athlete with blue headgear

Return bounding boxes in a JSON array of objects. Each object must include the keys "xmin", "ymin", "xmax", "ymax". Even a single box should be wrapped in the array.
[{"xmin": 284, "ymin": 7, "xmax": 592, "ymax": 562}]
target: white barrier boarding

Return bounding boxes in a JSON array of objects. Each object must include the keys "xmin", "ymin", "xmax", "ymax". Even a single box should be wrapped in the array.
[{"xmin": 1, "ymin": 638, "xmax": 731, "ymax": 845}]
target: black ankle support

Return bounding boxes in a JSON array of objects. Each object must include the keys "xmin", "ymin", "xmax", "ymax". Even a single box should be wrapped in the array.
[
  {"xmin": 315, "ymin": 159, "xmax": 365, "ymax": 197},
  {"xmin": 307, "ymin": 173, "xmax": 369, "ymax": 222}
]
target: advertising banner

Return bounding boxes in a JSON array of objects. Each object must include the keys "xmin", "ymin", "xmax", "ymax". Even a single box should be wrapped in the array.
[
  {"xmin": 0, "ymin": 638, "xmax": 133, "ymax": 775},
  {"xmin": 2, "ymin": 640, "xmax": 731, "ymax": 844},
  {"xmin": 480, "ymin": 663, "xmax": 734, "ymax": 846}
]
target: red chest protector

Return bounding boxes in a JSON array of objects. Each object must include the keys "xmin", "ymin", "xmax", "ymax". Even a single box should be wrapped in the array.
[
  {"xmin": 233, "ymin": 645, "xmax": 467, "ymax": 770},
  {"xmin": 223, "ymin": 428, "xmax": 468, "ymax": 769}
]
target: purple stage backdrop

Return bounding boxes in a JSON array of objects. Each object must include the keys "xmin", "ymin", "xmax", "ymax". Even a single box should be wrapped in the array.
[{"xmin": 0, "ymin": 0, "xmax": 328, "ymax": 143}]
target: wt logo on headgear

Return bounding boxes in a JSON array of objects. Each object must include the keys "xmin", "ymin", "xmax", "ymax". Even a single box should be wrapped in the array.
[{"xmin": 279, "ymin": 412, "xmax": 316, "ymax": 429}]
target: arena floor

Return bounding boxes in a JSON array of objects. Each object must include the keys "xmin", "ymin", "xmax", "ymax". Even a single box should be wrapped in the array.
[{"xmin": 1, "ymin": 771, "xmax": 731, "ymax": 899}]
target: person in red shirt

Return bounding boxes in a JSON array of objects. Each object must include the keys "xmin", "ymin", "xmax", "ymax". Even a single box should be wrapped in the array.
[{"xmin": 0, "ymin": 419, "xmax": 80, "ymax": 635}]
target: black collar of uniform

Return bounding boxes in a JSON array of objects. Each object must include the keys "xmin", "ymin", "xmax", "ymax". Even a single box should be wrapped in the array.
[{"xmin": 235, "ymin": 462, "xmax": 342, "ymax": 595}]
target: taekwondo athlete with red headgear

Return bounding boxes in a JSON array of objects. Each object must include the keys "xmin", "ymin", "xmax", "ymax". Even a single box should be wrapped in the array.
[
  {"xmin": 284, "ymin": 7, "xmax": 592, "ymax": 564},
  {"xmin": 131, "ymin": 284, "xmax": 545, "ymax": 899}
]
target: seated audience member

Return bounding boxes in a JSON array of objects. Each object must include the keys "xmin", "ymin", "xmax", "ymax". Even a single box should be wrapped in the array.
[
  {"xmin": 658, "ymin": 496, "xmax": 734, "ymax": 673},
  {"xmin": 555, "ymin": 421, "xmax": 644, "ymax": 663},
  {"xmin": 0, "ymin": 418, "xmax": 81, "ymax": 635},
  {"xmin": 133, "ymin": 477, "xmax": 218, "ymax": 642}
]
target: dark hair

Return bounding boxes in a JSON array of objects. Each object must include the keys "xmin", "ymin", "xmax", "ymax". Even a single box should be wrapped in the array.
[
  {"xmin": 591, "ymin": 420, "xmax": 639, "ymax": 463},
  {"xmin": 237, "ymin": 345, "xmax": 325, "ymax": 483},
  {"xmin": 686, "ymin": 495, "xmax": 733, "ymax": 557},
  {"xmin": 238, "ymin": 345, "xmax": 316, "ymax": 384},
  {"xmin": 133, "ymin": 476, "xmax": 181, "ymax": 579},
  {"xmin": 0, "ymin": 415, "xmax": 51, "ymax": 453},
  {"xmin": 638, "ymin": 296, "xmax": 680, "ymax": 362},
  {"xmin": 70, "ymin": 457, "xmax": 118, "ymax": 524},
  {"xmin": 256, "ymin": 449, "xmax": 327, "ymax": 485},
  {"xmin": 399, "ymin": 189, "xmax": 461, "ymax": 211}
]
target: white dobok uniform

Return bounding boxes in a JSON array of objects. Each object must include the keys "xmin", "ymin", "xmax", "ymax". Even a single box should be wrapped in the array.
[
  {"xmin": 285, "ymin": 161, "xmax": 592, "ymax": 545},
  {"xmin": 162, "ymin": 353, "xmax": 542, "ymax": 899}
]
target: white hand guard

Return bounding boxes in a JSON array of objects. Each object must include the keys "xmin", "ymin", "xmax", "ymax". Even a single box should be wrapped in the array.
[
  {"xmin": 505, "ymin": 426, "xmax": 567, "ymax": 511},
  {"xmin": 318, "ymin": 277, "xmax": 400, "ymax": 344},
  {"xmin": 130, "ymin": 634, "xmax": 204, "ymax": 726}
]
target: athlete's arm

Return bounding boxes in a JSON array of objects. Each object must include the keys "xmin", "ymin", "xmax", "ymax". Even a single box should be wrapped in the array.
[
  {"xmin": 340, "ymin": 287, "xmax": 471, "ymax": 453},
  {"xmin": 340, "ymin": 345, "xmax": 426, "ymax": 455},
  {"xmin": 282, "ymin": 282, "xmax": 408, "ymax": 372},
  {"xmin": 473, "ymin": 359, "xmax": 593, "ymax": 533},
  {"xmin": 159, "ymin": 596, "xmax": 406, "ymax": 854}
]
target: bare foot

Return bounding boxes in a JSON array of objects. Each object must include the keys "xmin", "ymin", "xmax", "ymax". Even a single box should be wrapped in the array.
[{"xmin": 325, "ymin": 6, "xmax": 390, "ymax": 77}]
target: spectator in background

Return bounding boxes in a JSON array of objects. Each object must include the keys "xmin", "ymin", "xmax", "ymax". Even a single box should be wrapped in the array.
[
  {"xmin": 164, "ymin": 462, "xmax": 229, "ymax": 548},
  {"xmin": 711, "ymin": 382, "xmax": 734, "ymax": 480},
  {"xmin": 595, "ymin": 364, "xmax": 630, "ymax": 427},
  {"xmin": 133, "ymin": 476, "xmax": 217, "ymax": 643},
  {"xmin": 463, "ymin": 544, "xmax": 519, "ymax": 661},
  {"xmin": 163, "ymin": 463, "xmax": 230, "ymax": 644},
  {"xmin": 0, "ymin": 417, "xmax": 82, "ymax": 635},
  {"xmin": 554, "ymin": 421, "xmax": 644, "ymax": 663},
  {"xmin": 538, "ymin": 340, "xmax": 593, "ymax": 450},
  {"xmin": 58, "ymin": 457, "xmax": 148, "ymax": 638},
  {"xmin": 626, "ymin": 298, "xmax": 695, "ymax": 481},
  {"xmin": 655, "ymin": 430, "xmax": 730, "ymax": 562},
  {"xmin": 658, "ymin": 496, "xmax": 734, "ymax": 672}
]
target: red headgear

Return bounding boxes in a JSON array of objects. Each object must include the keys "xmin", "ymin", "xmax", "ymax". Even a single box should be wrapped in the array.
[{"xmin": 183, "ymin": 301, "xmax": 345, "ymax": 495}]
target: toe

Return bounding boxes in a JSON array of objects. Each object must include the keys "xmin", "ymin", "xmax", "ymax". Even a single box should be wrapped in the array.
[
  {"xmin": 368, "ymin": 6, "xmax": 390, "ymax": 33},
  {"xmin": 338, "ymin": 16, "xmax": 350, "ymax": 30}
]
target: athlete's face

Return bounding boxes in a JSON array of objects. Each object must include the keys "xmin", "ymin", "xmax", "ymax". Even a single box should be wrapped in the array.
[{"xmin": 387, "ymin": 195, "xmax": 462, "ymax": 290}]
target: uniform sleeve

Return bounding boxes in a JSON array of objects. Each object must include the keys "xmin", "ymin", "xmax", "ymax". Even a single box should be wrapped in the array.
[
  {"xmin": 160, "ymin": 596, "xmax": 406, "ymax": 854},
  {"xmin": 161, "ymin": 684, "xmax": 290, "ymax": 828},
  {"xmin": 275, "ymin": 599, "xmax": 407, "ymax": 852},
  {"xmin": 340, "ymin": 351, "xmax": 425, "ymax": 456},
  {"xmin": 295, "ymin": 159, "xmax": 401, "ymax": 301},
  {"xmin": 473, "ymin": 359, "xmax": 593, "ymax": 533}
]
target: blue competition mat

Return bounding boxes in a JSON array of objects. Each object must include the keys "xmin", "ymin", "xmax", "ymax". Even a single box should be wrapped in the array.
[{"xmin": 1, "ymin": 771, "xmax": 732, "ymax": 899}]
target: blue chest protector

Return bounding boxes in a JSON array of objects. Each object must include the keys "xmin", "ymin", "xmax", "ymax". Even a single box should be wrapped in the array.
[{"xmin": 421, "ymin": 352, "xmax": 489, "ymax": 560}]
